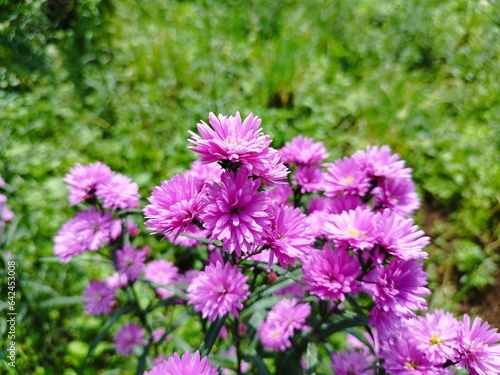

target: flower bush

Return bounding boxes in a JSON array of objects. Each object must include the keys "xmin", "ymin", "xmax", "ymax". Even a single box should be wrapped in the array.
[{"xmin": 54, "ymin": 112, "xmax": 500, "ymax": 374}]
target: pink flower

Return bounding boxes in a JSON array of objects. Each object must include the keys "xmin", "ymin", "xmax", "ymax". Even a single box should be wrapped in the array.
[
  {"xmin": 187, "ymin": 261, "xmax": 249, "ymax": 322},
  {"xmin": 294, "ymin": 165, "xmax": 324, "ymax": 193},
  {"xmin": 144, "ymin": 260, "xmax": 179, "ymax": 299},
  {"xmin": 303, "ymin": 245, "xmax": 361, "ymax": 301},
  {"xmin": 353, "ymin": 145, "xmax": 412, "ymax": 180},
  {"xmin": 381, "ymin": 335, "xmax": 436, "ymax": 375},
  {"xmin": 331, "ymin": 350, "xmax": 375, "ymax": 375},
  {"xmin": 278, "ymin": 135, "xmax": 329, "ymax": 165},
  {"xmin": 95, "ymin": 173, "xmax": 140, "ymax": 209},
  {"xmin": 265, "ymin": 205, "xmax": 314, "ymax": 267},
  {"xmin": 201, "ymin": 169, "xmax": 270, "ymax": 256},
  {"xmin": 457, "ymin": 314, "xmax": 500, "ymax": 375},
  {"xmin": 373, "ymin": 177, "xmax": 420, "ymax": 216},
  {"xmin": 185, "ymin": 160, "xmax": 223, "ymax": 189},
  {"xmin": 328, "ymin": 194, "xmax": 365, "ymax": 215},
  {"xmin": 83, "ymin": 280, "xmax": 116, "ymax": 316},
  {"xmin": 323, "ymin": 156, "xmax": 371, "ymax": 197},
  {"xmin": 144, "ymin": 351, "xmax": 218, "ymax": 375},
  {"xmin": 323, "ymin": 207, "xmax": 377, "ymax": 250},
  {"xmin": 375, "ymin": 209, "xmax": 429, "ymax": 260},
  {"xmin": 116, "ymin": 244, "xmax": 146, "ymax": 281},
  {"xmin": 64, "ymin": 162, "xmax": 114, "ymax": 205},
  {"xmin": 114, "ymin": 323, "xmax": 147, "ymax": 357},
  {"xmin": 144, "ymin": 173, "xmax": 205, "ymax": 239},
  {"xmin": 188, "ymin": 112, "xmax": 272, "ymax": 174}
]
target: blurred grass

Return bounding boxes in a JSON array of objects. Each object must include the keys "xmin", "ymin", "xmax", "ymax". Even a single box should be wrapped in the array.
[{"xmin": 1, "ymin": 0, "xmax": 499, "ymax": 373}]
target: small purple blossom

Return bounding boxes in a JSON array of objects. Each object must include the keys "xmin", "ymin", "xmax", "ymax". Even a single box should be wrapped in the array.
[
  {"xmin": 144, "ymin": 351, "xmax": 219, "ymax": 375},
  {"xmin": 323, "ymin": 156, "xmax": 372, "ymax": 197},
  {"xmin": 64, "ymin": 162, "xmax": 114, "ymax": 205},
  {"xmin": 116, "ymin": 244, "xmax": 146, "ymax": 281},
  {"xmin": 114, "ymin": 323, "xmax": 147, "ymax": 357},
  {"xmin": 278, "ymin": 135, "xmax": 329, "ymax": 165},
  {"xmin": 144, "ymin": 260, "xmax": 179, "ymax": 299},
  {"xmin": 352, "ymin": 145, "xmax": 412, "ymax": 180},
  {"xmin": 381, "ymin": 335, "xmax": 436, "ymax": 375},
  {"xmin": 83, "ymin": 280, "xmax": 116, "ymax": 316},
  {"xmin": 95, "ymin": 173, "xmax": 140, "ymax": 210},
  {"xmin": 331, "ymin": 350, "xmax": 375, "ymax": 375},
  {"xmin": 373, "ymin": 177, "xmax": 420, "ymax": 216},
  {"xmin": 293, "ymin": 165, "xmax": 324, "ymax": 193},
  {"xmin": 187, "ymin": 261, "xmax": 249, "ymax": 322}
]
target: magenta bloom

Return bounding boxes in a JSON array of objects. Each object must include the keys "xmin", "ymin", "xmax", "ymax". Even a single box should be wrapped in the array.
[
  {"xmin": 381, "ymin": 336, "xmax": 436, "ymax": 375},
  {"xmin": 293, "ymin": 165, "xmax": 324, "ymax": 193},
  {"xmin": 407, "ymin": 310, "xmax": 461, "ymax": 365},
  {"xmin": 375, "ymin": 209, "xmax": 430, "ymax": 260},
  {"xmin": 187, "ymin": 261, "xmax": 249, "ymax": 322},
  {"xmin": 256, "ymin": 147, "xmax": 289, "ymax": 185},
  {"xmin": 328, "ymin": 194, "xmax": 365, "ymax": 215},
  {"xmin": 352, "ymin": 145, "xmax": 412, "ymax": 180},
  {"xmin": 265, "ymin": 205, "xmax": 314, "ymax": 267},
  {"xmin": 188, "ymin": 112, "xmax": 272, "ymax": 173},
  {"xmin": 144, "ymin": 260, "xmax": 179, "ymax": 299},
  {"xmin": 144, "ymin": 351, "xmax": 218, "ymax": 375},
  {"xmin": 64, "ymin": 162, "xmax": 114, "ymax": 205},
  {"xmin": 116, "ymin": 244, "xmax": 146, "ymax": 281},
  {"xmin": 331, "ymin": 350, "xmax": 375, "ymax": 375},
  {"xmin": 185, "ymin": 160, "xmax": 223, "ymax": 189},
  {"xmin": 303, "ymin": 245, "xmax": 361, "ymax": 301},
  {"xmin": 323, "ymin": 207, "xmax": 376, "ymax": 250},
  {"xmin": 144, "ymin": 173, "xmax": 205, "ymax": 239},
  {"xmin": 363, "ymin": 259, "xmax": 430, "ymax": 317},
  {"xmin": 114, "ymin": 323, "xmax": 147, "ymax": 357},
  {"xmin": 106, "ymin": 272, "xmax": 129, "ymax": 290},
  {"xmin": 278, "ymin": 135, "xmax": 329, "ymax": 165},
  {"xmin": 95, "ymin": 173, "xmax": 140, "ymax": 209},
  {"xmin": 268, "ymin": 184, "xmax": 293, "ymax": 206},
  {"xmin": 323, "ymin": 156, "xmax": 371, "ymax": 197},
  {"xmin": 457, "ymin": 314, "xmax": 500, "ymax": 375},
  {"xmin": 373, "ymin": 177, "xmax": 421, "ymax": 216},
  {"xmin": 83, "ymin": 280, "xmax": 116, "ymax": 316},
  {"xmin": 201, "ymin": 169, "xmax": 270, "ymax": 256},
  {"xmin": 54, "ymin": 208, "xmax": 119, "ymax": 263}
]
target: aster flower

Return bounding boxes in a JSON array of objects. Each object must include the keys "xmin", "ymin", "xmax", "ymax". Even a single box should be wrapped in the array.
[
  {"xmin": 144, "ymin": 260, "xmax": 179, "ymax": 299},
  {"xmin": 294, "ymin": 165, "xmax": 324, "ymax": 193},
  {"xmin": 380, "ymin": 335, "xmax": 436, "ymax": 375},
  {"xmin": 323, "ymin": 207, "xmax": 376, "ymax": 250},
  {"xmin": 144, "ymin": 173, "xmax": 205, "ymax": 239},
  {"xmin": 116, "ymin": 244, "xmax": 146, "ymax": 281},
  {"xmin": 106, "ymin": 272, "xmax": 129, "ymax": 290},
  {"xmin": 95, "ymin": 173, "xmax": 140, "ymax": 210},
  {"xmin": 265, "ymin": 205, "xmax": 314, "ymax": 267},
  {"xmin": 375, "ymin": 209, "xmax": 430, "ymax": 260},
  {"xmin": 407, "ymin": 310, "xmax": 461, "ymax": 365},
  {"xmin": 64, "ymin": 162, "xmax": 114, "ymax": 205},
  {"xmin": 352, "ymin": 145, "xmax": 412, "ymax": 180},
  {"xmin": 114, "ymin": 323, "xmax": 147, "ymax": 357},
  {"xmin": 331, "ymin": 350, "xmax": 375, "ymax": 375},
  {"xmin": 54, "ymin": 208, "xmax": 120, "ymax": 263},
  {"xmin": 323, "ymin": 157, "xmax": 372, "ymax": 197},
  {"xmin": 373, "ymin": 177, "xmax": 420, "ymax": 216},
  {"xmin": 278, "ymin": 135, "xmax": 329, "ymax": 165},
  {"xmin": 187, "ymin": 261, "xmax": 249, "ymax": 322},
  {"xmin": 363, "ymin": 259, "xmax": 430, "ymax": 318},
  {"xmin": 188, "ymin": 112, "xmax": 272, "ymax": 174},
  {"xmin": 305, "ymin": 210, "xmax": 330, "ymax": 238},
  {"xmin": 268, "ymin": 184, "xmax": 293, "ymax": 206},
  {"xmin": 302, "ymin": 245, "xmax": 361, "ymax": 301},
  {"xmin": 254, "ymin": 147, "xmax": 289, "ymax": 185},
  {"xmin": 257, "ymin": 320, "xmax": 293, "ymax": 351},
  {"xmin": 328, "ymin": 194, "xmax": 365, "ymax": 215},
  {"xmin": 144, "ymin": 351, "xmax": 219, "ymax": 375},
  {"xmin": 83, "ymin": 280, "xmax": 116, "ymax": 316},
  {"xmin": 457, "ymin": 314, "xmax": 500, "ymax": 375},
  {"xmin": 201, "ymin": 169, "xmax": 270, "ymax": 256},
  {"xmin": 185, "ymin": 160, "xmax": 223, "ymax": 189}
]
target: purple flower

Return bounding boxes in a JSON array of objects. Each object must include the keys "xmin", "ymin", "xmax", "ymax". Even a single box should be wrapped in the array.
[
  {"xmin": 328, "ymin": 194, "xmax": 365, "ymax": 215},
  {"xmin": 373, "ymin": 177, "xmax": 420, "ymax": 216},
  {"xmin": 64, "ymin": 162, "xmax": 114, "ymax": 205},
  {"xmin": 185, "ymin": 160, "xmax": 223, "ymax": 189},
  {"xmin": 114, "ymin": 323, "xmax": 147, "ymax": 357},
  {"xmin": 83, "ymin": 280, "xmax": 116, "ymax": 316},
  {"xmin": 323, "ymin": 207, "xmax": 376, "ymax": 250},
  {"xmin": 265, "ymin": 205, "xmax": 314, "ymax": 268},
  {"xmin": 457, "ymin": 314, "xmax": 500, "ymax": 375},
  {"xmin": 323, "ymin": 156, "xmax": 372, "ymax": 197},
  {"xmin": 144, "ymin": 260, "xmax": 179, "ymax": 299},
  {"xmin": 54, "ymin": 208, "xmax": 119, "ymax": 263},
  {"xmin": 375, "ymin": 209, "xmax": 429, "ymax": 260},
  {"xmin": 106, "ymin": 272, "xmax": 129, "ymax": 290},
  {"xmin": 331, "ymin": 350, "xmax": 375, "ymax": 375},
  {"xmin": 257, "ymin": 147, "xmax": 289, "ymax": 185},
  {"xmin": 144, "ymin": 351, "xmax": 219, "ymax": 375},
  {"xmin": 95, "ymin": 173, "xmax": 140, "ymax": 210},
  {"xmin": 363, "ymin": 259, "xmax": 430, "ymax": 318},
  {"xmin": 201, "ymin": 169, "xmax": 270, "ymax": 256},
  {"xmin": 352, "ymin": 145, "xmax": 412, "ymax": 180},
  {"xmin": 188, "ymin": 112, "xmax": 272, "ymax": 174},
  {"xmin": 293, "ymin": 165, "xmax": 324, "ymax": 193},
  {"xmin": 116, "ymin": 244, "xmax": 146, "ymax": 281},
  {"xmin": 144, "ymin": 173, "xmax": 205, "ymax": 239},
  {"xmin": 381, "ymin": 335, "xmax": 436, "ymax": 375},
  {"xmin": 268, "ymin": 184, "xmax": 293, "ymax": 206},
  {"xmin": 187, "ymin": 261, "xmax": 249, "ymax": 322},
  {"xmin": 278, "ymin": 135, "xmax": 329, "ymax": 165},
  {"xmin": 407, "ymin": 310, "xmax": 461, "ymax": 365},
  {"xmin": 303, "ymin": 245, "xmax": 361, "ymax": 301}
]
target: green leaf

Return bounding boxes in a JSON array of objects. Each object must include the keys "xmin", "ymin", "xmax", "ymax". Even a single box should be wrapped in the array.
[
  {"xmin": 40, "ymin": 296, "xmax": 83, "ymax": 308},
  {"xmin": 199, "ymin": 316, "xmax": 226, "ymax": 356},
  {"xmin": 305, "ymin": 342, "xmax": 318, "ymax": 375},
  {"xmin": 314, "ymin": 314, "xmax": 369, "ymax": 342}
]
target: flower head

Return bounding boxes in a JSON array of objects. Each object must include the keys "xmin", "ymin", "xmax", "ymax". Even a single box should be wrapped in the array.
[
  {"xmin": 64, "ymin": 162, "xmax": 114, "ymax": 205},
  {"xmin": 323, "ymin": 207, "xmax": 376, "ymax": 250},
  {"xmin": 373, "ymin": 177, "xmax": 420, "ymax": 216},
  {"xmin": 201, "ymin": 169, "xmax": 270, "ymax": 256},
  {"xmin": 293, "ymin": 165, "xmax": 324, "ymax": 193},
  {"xmin": 116, "ymin": 244, "xmax": 146, "ymax": 281},
  {"xmin": 95, "ymin": 173, "xmax": 140, "ymax": 210},
  {"xmin": 353, "ymin": 145, "xmax": 412, "ymax": 180},
  {"xmin": 114, "ymin": 323, "xmax": 147, "ymax": 357},
  {"xmin": 331, "ymin": 350, "xmax": 375, "ymax": 375},
  {"xmin": 323, "ymin": 156, "xmax": 371, "ymax": 197},
  {"xmin": 83, "ymin": 280, "xmax": 116, "ymax": 316},
  {"xmin": 279, "ymin": 135, "xmax": 329, "ymax": 165},
  {"xmin": 187, "ymin": 261, "xmax": 249, "ymax": 322},
  {"xmin": 144, "ymin": 260, "xmax": 179, "ymax": 299},
  {"xmin": 144, "ymin": 351, "xmax": 219, "ymax": 375}
]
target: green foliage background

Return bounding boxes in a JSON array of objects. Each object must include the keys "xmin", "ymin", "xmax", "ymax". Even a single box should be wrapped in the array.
[{"xmin": 1, "ymin": 0, "xmax": 499, "ymax": 373}]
